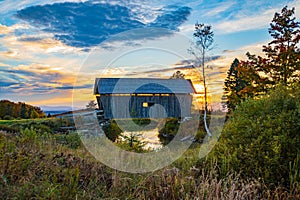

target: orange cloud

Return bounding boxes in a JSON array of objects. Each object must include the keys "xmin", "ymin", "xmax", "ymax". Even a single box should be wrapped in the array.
[{"xmin": 0, "ymin": 24, "xmax": 12, "ymax": 35}]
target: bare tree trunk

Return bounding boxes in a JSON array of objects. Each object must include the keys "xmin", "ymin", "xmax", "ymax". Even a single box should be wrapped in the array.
[{"xmin": 202, "ymin": 51, "xmax": 212, "ymax": 137}]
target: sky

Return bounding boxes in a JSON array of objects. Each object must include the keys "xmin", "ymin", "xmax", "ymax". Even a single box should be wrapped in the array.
[{"xmin": 0, "ymin": 0, "xmax": 299, "ymax": 110}]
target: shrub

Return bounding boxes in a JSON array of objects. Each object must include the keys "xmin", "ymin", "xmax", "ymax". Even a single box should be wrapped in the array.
[
  {"xmin": 3, "ymin": 115, "xmax": 13, "ymax": 120},
  {"xmin": 102, "ymin": 120, "xmax": 122, "ymax": 142},
  {"xmin": 211, "ymin": 84, "xmax": 300, "ymax": 187},
  {"xmin": 158, "ymin": 118, "xmax": 179, "ymax": 145},
  {"xmin": 0, "ymin": 124, "xmax": 19, "ymax": 133},
  {"xmin": 55, "ymin": 132, "xmax": 82, "ymax": 149}
]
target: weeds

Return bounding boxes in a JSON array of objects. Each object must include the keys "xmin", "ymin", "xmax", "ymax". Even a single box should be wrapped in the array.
[{"xmin": 0, "ymin": 125, "xmax": 299, "ymax": 199}]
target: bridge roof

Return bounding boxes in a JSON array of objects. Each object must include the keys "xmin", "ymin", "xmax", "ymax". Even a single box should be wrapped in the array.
[{"xmin": 94, "ymin": 78, "xmax": 197, "ymax": 94}]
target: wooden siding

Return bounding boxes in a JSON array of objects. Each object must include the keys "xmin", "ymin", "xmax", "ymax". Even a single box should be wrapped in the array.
[{"xmin": 97, "ymin": 95, "xmax": 192, "ymax": 119}]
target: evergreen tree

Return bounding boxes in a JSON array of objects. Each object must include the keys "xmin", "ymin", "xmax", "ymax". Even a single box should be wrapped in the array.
[
  {"xmin": 20, "ymin": 103, "xmax": 28, "ymax": 119},
  {"xmin": 5, "ymin": 103, "xmax": 12, "ymax": 117},
  {"xmin": 224, "ymin": 58, "xmax": 250, "ymax": 112}
]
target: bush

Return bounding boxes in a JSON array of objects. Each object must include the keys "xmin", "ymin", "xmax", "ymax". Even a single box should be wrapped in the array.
[
  {"xmin": 55, "ymin": 132, "xmax": 82, "ymax": 149},
  {"xmin": 102, "ymin": 120, "xmax": 122, "ymax": 142},
  {"xmin": 211, "ymin": 84, "xmax": 300, "ymax": 187},
  {"xmin": 158, "ymin": 118, "xmax": 179, "ymax": 145},
  {"xmin": 0, "ymin": 124, "xmax": 19, "ymax": 133},
  {"xmin": 3, "ymin": 115, "xmax": 14, "ymax": 120}
]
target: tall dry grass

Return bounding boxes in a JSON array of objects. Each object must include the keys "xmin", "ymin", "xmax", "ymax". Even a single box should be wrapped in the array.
[{"xmin": 0, "ymin": 130, "xmax": 299, "ymax": 199}]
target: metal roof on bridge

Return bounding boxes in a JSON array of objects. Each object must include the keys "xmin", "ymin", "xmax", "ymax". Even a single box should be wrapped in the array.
[{"xmin": 94, "ymin": 78, "xmax": 197, "ymax": 94}]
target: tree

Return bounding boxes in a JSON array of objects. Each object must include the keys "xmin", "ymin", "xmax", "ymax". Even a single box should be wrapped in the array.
[
  {"xmin": 189, "ymin": 23, "xmax": 214, "ymax": 136},
  {"xmin": 239, "ymin": 6, "xmax": 300, "ymax": 96},
  {"xmin": 170, "ymin": 71, "xmax": 185, "ymax": 79},
  {"xmin": 0, "ymin": 100, "xmax": 45, "ymax": 119},
  {"xmin": 28, "ymin": 107, "xmax": 39, "ymax": 119},
  {"xmin": 86, "ymin": 100, "xmax": 97, "ymax": 110},
  {"xmin": 223, "ymin": 58, "xmax": 250, "ymax": 112},
  {"xmin": 262, "ymin": 6, "xmax": 300, "ymax": 84},
  {"xmin": 20, "ymin": 103, "xmax": 27, "ymax": 119}
]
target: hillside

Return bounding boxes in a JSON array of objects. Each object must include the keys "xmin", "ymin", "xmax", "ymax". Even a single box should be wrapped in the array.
[{"xmin": 0, "ymin": 100, "xmax": 46, "ymax": 120}]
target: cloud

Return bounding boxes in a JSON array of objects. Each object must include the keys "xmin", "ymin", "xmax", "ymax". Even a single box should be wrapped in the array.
[
  {"xmin": 3, "ymin": 50, "xmax": 18, "ymax": 57},
  {"xmin": 214, "ymin": 8, "xmax": 276, "ymax": 34},
  {"xmin": 149, "ymin": 5, "xmax": 191, "ymax": 30},
  {"xmin": 213, "ymin": 0, "xmax": 300, "ymax": 34},
  {"xmin": 0, "ymin": 23, "xmax": 32, "ymax": 37},
  {"xmin": 202, "ymin": 1, "xmax": 236, "ymax": 17},
  {"xmin": 0, "ymin": 0, "xmax": 89, "ymax": 14},
  {"xmin": 0, "ymin": 24, "xmax": 12, "ymax": 35},
  {"xmin": 0, "ymin": 62, "xmax": 9, "ymax": 66},
  {"xmin": 0, "ymin": 64, "xmax": 87, "ymax": 96},
  {"xmin": 15, "ymin": 2, "xmax": 191, "ymax": 47},
  {"xmin": 0, "ymin": 33, "xmax": 85, "ymax": 65},
  {"xmin": 55, "ymin": 84, "xmax": 93, "ymax": 90},
  {"xmin": 0, "ymin": 81, "xmax": 19, "ymax": 87}
]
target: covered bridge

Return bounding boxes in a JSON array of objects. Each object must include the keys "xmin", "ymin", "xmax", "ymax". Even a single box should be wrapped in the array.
[{"xmin": 94, "ymin": 78, "xmax": 197, "ymax": 119}]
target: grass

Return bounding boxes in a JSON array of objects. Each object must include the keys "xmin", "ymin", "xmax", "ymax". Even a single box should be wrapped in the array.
[
  {"xmin": 0, "ymin": 118, "xmax": 299, "ymax": 199},
  {"xmin": 0, "ymin": 118, "xmax": 54, "ymax": 125}
]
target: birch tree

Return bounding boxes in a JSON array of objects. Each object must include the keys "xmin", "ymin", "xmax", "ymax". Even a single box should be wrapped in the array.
[{"xmin": 189, "ymin": 23, "xmax": 214, "ymax": 137}]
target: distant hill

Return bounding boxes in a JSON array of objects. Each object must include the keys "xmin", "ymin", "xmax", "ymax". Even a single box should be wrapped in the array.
[
  {"xmin": 43, "ymin": 110, "xmax": 70, "ymax": 116},
  {"xmin": 0, "ymin": 100, "xmax": 46, "ymax": 120},
  {"xmin": 40, "ymin": 105, "xmax": 81, "ymax": 117},
  {"xmin": 40, "ymin": 105, "xmax": 75, "ymax": 111}
]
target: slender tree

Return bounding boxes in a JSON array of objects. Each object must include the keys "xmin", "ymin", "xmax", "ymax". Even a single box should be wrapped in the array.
[
  {"xmin": 239, "ymin": 6, "xmax": 300, "ymax": 96},
  {"xmin": 189, "ymin": 23, "xmax": 214, "ymax": 137}
]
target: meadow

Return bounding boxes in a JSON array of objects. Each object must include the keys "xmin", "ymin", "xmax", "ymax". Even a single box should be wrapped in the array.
[{"xmin": 0, "ymin": 101, "xmax": 299, "ymax": 200}]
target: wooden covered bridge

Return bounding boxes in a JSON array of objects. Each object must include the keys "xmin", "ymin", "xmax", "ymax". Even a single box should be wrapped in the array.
[{"xmin": 94, "ymin": 78, "xmax": 196, "ymax": 119}]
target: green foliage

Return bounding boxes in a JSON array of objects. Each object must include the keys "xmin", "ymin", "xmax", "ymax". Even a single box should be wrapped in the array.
[
  {"xmin": 159, "ymin": 118, "xmax": 179, "ymax": 135},
  {"xmin": 3, "ymin": 115, "xmax": 13, "ymax": 120},
  {"xmin": 158, "ymin": 118, "xmax": 179, "ymax": 145},
  {"xmin": 262, "ymin": 6, "xmax": 300, "ymax": 84},
  {"xmin": 0, "ymin": 100, "xmax": 46, "ymax": 119},
  {"xmin": 224, "ymin": 58, "xmax": 251, "ymax": 112},
  {"xmin": 132, "ymin": 118, "xmax": 151, "ymax": 126},
  {"xmin": 102, "ymin": 120, "xmax": 122, "ymax": 142},
  {"xmin": 237, "ymin": 6, "xmax": 300, "ymax": 98},
  {"xmin": 170, "ymin": 70, "xmax": 185, "ymax": 79},
  {"xmin": 192, "ymin": 23, "xmax": 214, "ymax": 51},
  {"xmin": 211, "ymin": 84, "xmax": 300, "ymax": 187},
  {"xmin": 0, "ymin": 118, "xmax": 73, "ymax": 134},
  {"xmin": 0, "ymin": 131, "xmax": 113, "ymax": 199},
  {"xmin": 20, "ymin": 127, "xmax": 38, "ymax": 143},
  {"xmin": 0, "ymin": 114, "xmax": 299, "ymax": 198},
  {"xmin": 0, "ymin": 124, "xmax": 19, "ymax": 133},
  {"xmin": 55, "ymin": 132, "xmax": 82, "ymax": 149},
  {"xmin": 118, "ymin": 133, "xmax": 147, "ymax": 153}
]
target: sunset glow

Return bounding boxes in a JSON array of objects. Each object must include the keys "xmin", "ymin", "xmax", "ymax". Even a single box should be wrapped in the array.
[{"xmin": 1, "ymin": 0, "xmax": 299, "ymax": 110}]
